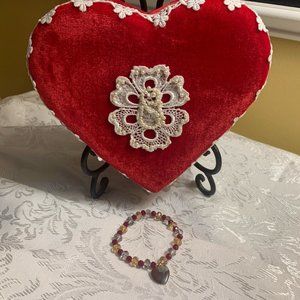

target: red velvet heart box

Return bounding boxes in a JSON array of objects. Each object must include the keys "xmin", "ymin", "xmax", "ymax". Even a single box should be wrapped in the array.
[{"xmin": 28, "ymin": 0, "xmax": 271, "ymax": 192}]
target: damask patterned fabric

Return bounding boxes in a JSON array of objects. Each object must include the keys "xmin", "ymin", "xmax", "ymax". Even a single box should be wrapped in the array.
[{"xmin": 0, "ymin": 91, "xmax": 299, "ymax": 299}]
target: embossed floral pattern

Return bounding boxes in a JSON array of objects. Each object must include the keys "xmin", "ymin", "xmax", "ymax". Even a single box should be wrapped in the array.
[
  {"xmin": 108, "ymin": 65, "xmax": 190, "ymax": 152},
  {"xmin": 224, "ymin": 0, "xmax": 242, "ymax": 11}
]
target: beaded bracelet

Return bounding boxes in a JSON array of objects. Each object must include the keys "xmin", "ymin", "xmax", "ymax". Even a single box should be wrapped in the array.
[{"xmin": 111, "ymin": 209, "xmax": 183, "ymax": 285}]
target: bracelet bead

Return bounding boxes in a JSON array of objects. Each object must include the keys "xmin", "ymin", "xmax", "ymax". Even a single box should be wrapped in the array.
[
  {"xmin": 112, "ymin": 244, "xmax": 121, "ymax": 254},
  {"xmin": 136, "ymin": 212, "xmax": 142, "ymax": 220},
  {"xmin": 173, "ymin": 226, "xmax": 179, "ymax": 232},
  {"xmin": 168, "ymin": 248, "xmax": 176, "ymax": 256},
  {"xmin": 156, "ymin": 212, "xmax": 162, "ymax": 220},
  {"xmin": 130, "ymin": 256, "xmax": 139, "ymax": 267},
  {"xmin": 166, "ymin": 253, "xmax": 172, "ymax": 260},
  {"xmin": 173, "ymin": 237, "xmax": 182, "ymax": 246},
  {"xmin": 126, "ymin": 217, "xmax": 134, "ymax": 226},
  {"xmin": 114, "ymin": 234, "xmax": 122, "ymax": 242},
  {"xmin": 177, "ymin": 234, "xmax": 183, "ymax": 240},
  {"xmin": 173, "ymin": 244, "xmax": 179, "ymax": 250},
  {"xmin": 167, "ymin": 223, "xmax": 174, "ymax": 231},
  {"xmin": 138, "ymin": 260, "xmax": 144, "ymax": 268},
  {"xmin": 120, "ymin": 250, "xmax": 129, "ymax": 260},
  {"xmin": 119, "ymin": 225, "xmax": 127, "ymax": 234},
  {"xmin": 175, "ymin": 228, "xmax": 183, "ymax": 235},
  {"xmin": 157, "ymin": 256, "xmax": 168, "ymax": 266},
  {"xmin": 144, "ymin": 259, "xmax": 151, "ymax": 269}
]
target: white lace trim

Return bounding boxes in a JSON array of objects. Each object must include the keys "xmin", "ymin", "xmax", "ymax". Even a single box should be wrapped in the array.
[
  {"xmin": 36, "ymin": 0, "xmax": 272, "ymax": 32},
  {"xmin": 268, "ymin": 43, "xmax": 273, "ymax": 64},
  {"xmin": 40, "ymin": 9, "xmax": 56, "ymax": 24},
  {"xmin": 256, "ymin": 15, "xmax": 268, "ymax": 33},
  {"xmin": 224, "ymin": 0, "xmax": 243, "ymax": 11},
  {"xmin": 27, "ymin": 35, "xmax": 33, "ymax": 58},
  {"xmin": 69, "ymin": 0, "xmax": 205, "ymax": 27},
  {"xmin": 108, "ymin": 65, "xmax": 190, "ymax": 152},
  {"xmin": 72, "ymin": 0, "xmax": 95, "ymax": 12},
  {"xmin": 180, "ymin": 0, "xmax": 205, "ymax": 11},
  {"xmin": 113, "ymin": 4, "xmax": 133, "ymax": 19}
]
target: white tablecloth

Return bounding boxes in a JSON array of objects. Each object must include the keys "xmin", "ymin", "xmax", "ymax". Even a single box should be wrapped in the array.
[{"xmin": 0, "ymin": 91, "xmax": 299, "ymax": 300}]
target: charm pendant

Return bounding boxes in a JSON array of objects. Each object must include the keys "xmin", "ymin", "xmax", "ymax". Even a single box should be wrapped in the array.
[{"xmin": 150, "ymin": 265, "xmax": 170, "ymax": 285}]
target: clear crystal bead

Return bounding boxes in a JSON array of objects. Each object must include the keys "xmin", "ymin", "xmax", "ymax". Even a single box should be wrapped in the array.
[
  {"xmin": 143, "ymin": 259, "xmax": 151, "ymax": 269},
  {"xmin": 145, "ymin": 209, "xmax": 151, "ymax": 217},
  {"xmin": 168, "ymin": 248, "xmax": 176, "ymax": 256},
  {"xmin": 120, "ymin": 251, "xmax": 129, "ymax": 261},
  {"xmin": 174, "ymin": 228, "xmax": 183, "ymax": 235},
  {"xmin": 163, "ymin": 219, "xmax": 169, "ymax": 225},
  {"xmin": 126, "ymin": 217, "xmax": 134, "ymax": 225},
  {"xmin": 113, "ymin": 234, "xmax": 122, "ymax": 242}
]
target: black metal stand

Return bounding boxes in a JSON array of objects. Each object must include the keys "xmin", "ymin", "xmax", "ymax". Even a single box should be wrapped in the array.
[
  {"xmin": 80, "ymin": 0, "xmax": 223, "ymax": 199},
  {"xmin": 194, "ymin": 145, "xmax": 222, "ymax": 197},
  {"xmin": 80, "ymin": 146, "xmax": 110, "ymax": 198},
  {"xmin": 80, "ymin": 144, "xmax": 222, "ymax": 199}
]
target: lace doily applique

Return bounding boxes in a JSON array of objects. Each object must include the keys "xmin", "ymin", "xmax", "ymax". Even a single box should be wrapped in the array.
[{"xmin": 108, "ymin": 65, "xmax": 190, "ymax": 152}]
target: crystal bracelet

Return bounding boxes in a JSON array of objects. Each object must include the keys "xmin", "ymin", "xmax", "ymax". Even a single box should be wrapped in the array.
[{"xmin": 111, "ymin": 209, "xmax": 183, "ymax": 284}]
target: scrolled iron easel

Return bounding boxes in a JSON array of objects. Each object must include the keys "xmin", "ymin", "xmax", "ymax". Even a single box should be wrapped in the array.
[
  {"xmin": 80, "ymin": 146, "xmax": 110, "ymax": 198},
  {"xmin": 194, "ymin": 145, "xmax": 222, "ymax": 197},
  {"xmin": 81, "ymin": 144, "xmax": 222, "ymax": 198}
]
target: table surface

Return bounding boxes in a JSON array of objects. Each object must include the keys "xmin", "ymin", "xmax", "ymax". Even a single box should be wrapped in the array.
[{"xmin": 0, "ymin": 91, "xmax": 299, "ymax": 300}]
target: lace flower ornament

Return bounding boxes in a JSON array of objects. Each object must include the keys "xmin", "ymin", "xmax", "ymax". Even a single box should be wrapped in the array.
[
  {"xmin": 72, "ymin": 0, "xmax": 94, "ymax": 12},
  {"xmin": 109, "ymin": 65, "xmax": 190, "ymax": 152},
  {"xmin": 224, "ymin": 0, "xmax": 242, "ymax": 11},
  {"xmin": 40, "ymin": 9, "xmax": 56, "ymax": 24}
]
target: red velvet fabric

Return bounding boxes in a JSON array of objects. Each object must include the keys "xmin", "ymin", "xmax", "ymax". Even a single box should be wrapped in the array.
[{"xmin": 28, "ymin": 0, "xmax": 271, "ymax": 192}]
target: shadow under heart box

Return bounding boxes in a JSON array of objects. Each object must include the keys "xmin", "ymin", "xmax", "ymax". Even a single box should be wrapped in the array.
[{"xmin": 27, "ymin": 0, "xmax": 272, "ymax": 193}]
